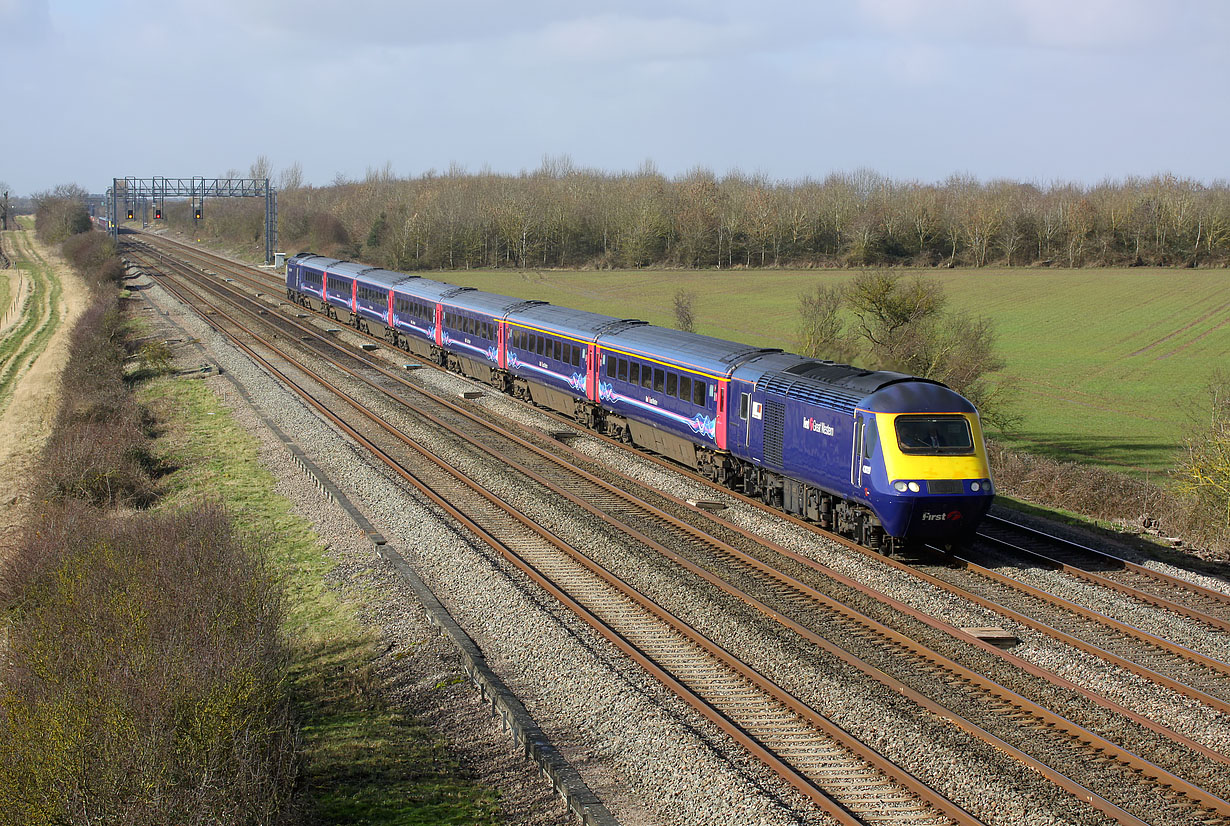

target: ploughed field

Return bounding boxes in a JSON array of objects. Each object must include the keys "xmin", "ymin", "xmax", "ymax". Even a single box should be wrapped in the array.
[{"xmin": 451, "ymin": 267, "xmax": 1230, "ymax": 476}]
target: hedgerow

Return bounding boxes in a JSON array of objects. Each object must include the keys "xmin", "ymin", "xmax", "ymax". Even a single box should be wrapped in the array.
[{"xmin": 0, "ymin": 219, "xmax": 299, "ymax": 824}]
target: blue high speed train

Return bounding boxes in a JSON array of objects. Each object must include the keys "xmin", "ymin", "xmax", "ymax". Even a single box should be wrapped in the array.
[{"xmin": 286, "ymin": 253, "xmax": 994, "ymax": 551}]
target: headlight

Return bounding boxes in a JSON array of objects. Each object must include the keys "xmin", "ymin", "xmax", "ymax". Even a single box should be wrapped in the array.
[
  {"xmin": 907, "ymin": 481, "xmax": 921, "ymax": 493},
  {"xmin": 970, "ymin": 481, "xmax": 981, "ymax": 492},
  {"xmin": 893, "ymin": 481, "xmax": 908, "ymax": 492}
]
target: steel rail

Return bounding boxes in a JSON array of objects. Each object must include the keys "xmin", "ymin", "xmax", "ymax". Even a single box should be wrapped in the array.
[
  {"xmin": 964, "ymin": 535, "xmax": 1230, "ymax": 678},
  {"xmin": 979, "ymin": 513, "xmax": 1230, "ymax": 632}
]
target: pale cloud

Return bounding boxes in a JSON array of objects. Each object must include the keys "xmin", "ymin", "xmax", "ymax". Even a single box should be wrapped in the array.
[
  {"xmin": 1, "ymin": 0, "xmax": 51, "ymax": 43},
  {"xmin": 2, "ymin": 0, "xmax": 1227, "ymax": 194},
  {"xmin": 854, "ymin": 0, "xmax": 1202, "ymax": 49},
  {"xmin": 530, "ymin": 14, "xmax": 749, "ymax": 65}
]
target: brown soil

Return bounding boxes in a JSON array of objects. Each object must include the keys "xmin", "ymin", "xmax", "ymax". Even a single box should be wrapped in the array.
[{"xmin": 0, "ymin": 228, "xmax": 90, "ymax": 548}]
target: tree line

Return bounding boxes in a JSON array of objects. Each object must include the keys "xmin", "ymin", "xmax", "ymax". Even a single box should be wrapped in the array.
[{"xmin": 197, "ymin": 159, "xmax": 1230, "ymax": 271}]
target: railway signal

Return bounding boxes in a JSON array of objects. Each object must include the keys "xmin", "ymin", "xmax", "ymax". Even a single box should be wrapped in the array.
[
  {"xmin": 193, "ymin": 206, "xmax": 202, "ymax": 220},
  {"xmin": 127, "ymin": 208, "xmax": 134, "ymax": 220},
  {"xmin": 154, "ymin": 208, "xmax": 162, "ymax": 220}
]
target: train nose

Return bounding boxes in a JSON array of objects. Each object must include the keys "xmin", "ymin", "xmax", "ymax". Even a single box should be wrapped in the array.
[{"xmin": 906, "ymin": 495, "xmax": 992, "ymax": 539}]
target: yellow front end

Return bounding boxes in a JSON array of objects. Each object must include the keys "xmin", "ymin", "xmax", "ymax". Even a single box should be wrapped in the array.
[{"xmin": 875, "ymin": 411, "xmax": 992, "ymax": 482}]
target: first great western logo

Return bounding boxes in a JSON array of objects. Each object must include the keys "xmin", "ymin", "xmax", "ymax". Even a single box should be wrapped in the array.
[{"xmin": 802, "ymin": 416, "xmax": 834, "ymax": 436}]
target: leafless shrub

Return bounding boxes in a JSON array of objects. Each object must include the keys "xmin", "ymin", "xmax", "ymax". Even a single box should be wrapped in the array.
[
  {"xmin": 672, "ymin": 289, "xmax": 696, "ymax": 332},
  {"xmin": 0, "ymin": 501, "xmax": 297, "ymax": 826},
  {"xmin": 796, "ymin": 282, "xmax": 854, "ymax": 361},
  {"xmin": 1171, "ymin": 372, "xmax": 1230, "ymax": 555}
]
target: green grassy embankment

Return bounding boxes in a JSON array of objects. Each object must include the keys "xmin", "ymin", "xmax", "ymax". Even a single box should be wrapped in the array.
[
  {"xmin": 142, "ymin": 376, "xmax": 501, "ymax": 824},
  {"xmin": 445, "ymin": 267, "xmax": 1230, "ymax": 476},
  {"xmin": 0, "ymin": 229, "xmax": 64, "ymax": 414}
]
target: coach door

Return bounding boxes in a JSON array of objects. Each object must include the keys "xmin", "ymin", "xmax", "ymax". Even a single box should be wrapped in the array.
[
  {"xmin": 852, "ymin": 413, "xmax": 876, "ymax": 494},
  {"xmin": 587, "ymin": 344, "xmax": 599, "ymax": 401},
  {"xmin": 732, "ymin": 379, "xmax": 755, "ymax": 451},
  {"xmin": 852, "ymin": 413, "xmax": 865, "ymax": 487}
]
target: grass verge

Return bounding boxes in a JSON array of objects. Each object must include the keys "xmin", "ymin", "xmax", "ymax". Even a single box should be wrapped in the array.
[
  {"xmin": 0, "ymin": 231, "xmax": 64, "ymax": 412},
  {"xmin": 141, "ymin": 375, "xmax": 501, "ymax": 824}
]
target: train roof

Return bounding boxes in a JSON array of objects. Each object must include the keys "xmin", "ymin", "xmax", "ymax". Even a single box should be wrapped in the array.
[
  {"xmin": 288, "ymin": 253, "xmax": 341, "ymax": 270},
  {"xmin": 861, "ymin": 380, "xmax": 975, "ymax": 415},
  {"xmin": 354, "ymin": 266, "xmax": 420, "ymax": 289},
  {"xmin": 318, "ymin": 260, "xmax": 420, "ymax": 288},
  {"xmin": 599, "ymin": 325, "xmax": 777, "ymax": 379},
  {"xmin": 441, "ymin": 288, "xmax": 544, "ymax": 317},
  {"xmin": 390, "ymin": 277, "xmax": 474, "ymax": 302},
  {"xmin": 507, "ymin": 303, "xmax": 642, "ymax": 339},
  {"xmin": 755, "ymin": 358, "xmax": 965, "ymax": 415}
]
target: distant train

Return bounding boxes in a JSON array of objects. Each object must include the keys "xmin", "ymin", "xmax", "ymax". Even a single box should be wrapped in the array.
[{"xmin": 286, "ymin": 253, "xmax": 994, "ymax": 551}]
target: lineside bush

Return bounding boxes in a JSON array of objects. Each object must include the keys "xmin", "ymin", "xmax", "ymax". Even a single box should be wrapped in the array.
[
  {"xmin": 0, "ymin": 501, "xmax": 297, "ymax": 826},
  {"xmin": 0, "ymin": 220, "xmax": 300, "ymax": 824}
]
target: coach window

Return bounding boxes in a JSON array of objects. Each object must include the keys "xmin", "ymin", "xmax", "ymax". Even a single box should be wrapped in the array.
[
  {"xmin": 617, "ymin": 358, "xmax": 627, "ymax": 381},
  {"xmin": 666, "ymin": 372, "xmax": 677, "ymax": 397},
  {"xmin": 629, "ymin": 362, "xmax": 640, "ymax": 386},
  {"xmin": 641, "ymin": 363, "xmax": 653, "ymax": 389},
  {"xmin": 653, "ymin": 368, "xmax": 664, "ymax": 393},
  {"xmin": 739, "ymin": 393, "xmax": 749, "ymax": 419},
  {"xmin": 679, "ymin": 375, "xmax": 691, "ymax": 402},
  {"xmin": 693, "ymin": 380, "xmax": 707, "ymax": 407}
]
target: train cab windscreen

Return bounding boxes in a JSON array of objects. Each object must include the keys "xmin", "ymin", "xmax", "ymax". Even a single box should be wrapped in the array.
[{"xmin": 894, "ymin": 415, "xmax": 974, "ymax": 455}]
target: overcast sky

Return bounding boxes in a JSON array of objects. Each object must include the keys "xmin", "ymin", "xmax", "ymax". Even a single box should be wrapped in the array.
[{"xmin": 2, "ymin": 0, "xmax": 1227, "ymax": 196}]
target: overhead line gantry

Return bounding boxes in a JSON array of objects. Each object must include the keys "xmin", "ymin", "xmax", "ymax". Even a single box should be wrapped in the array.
[{"xmin": 107, "ymin": 176, "xmax": 278, "ymax": 263}]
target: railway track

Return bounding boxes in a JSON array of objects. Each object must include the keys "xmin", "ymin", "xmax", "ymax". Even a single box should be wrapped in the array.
[
  {"xmin": 978, "ymin": 513, "xmax": 1230, "ymax": 630},
  {"xmin": 131, "ymin": 234, "xmax": 1230, "ymax": 692},
  {"xmin": 125, "ymin": 235, "xmax": 1230, "ymax": 825},
  {"xmin": 129, "ymin": 244, "xmax": 983, "ymax": 826}
]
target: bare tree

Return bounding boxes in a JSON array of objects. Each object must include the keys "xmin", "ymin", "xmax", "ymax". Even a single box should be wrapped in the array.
[
  {"xmin": 844, "ymin": 270, "xmax": 945, "ymax": 350},
  {"xmin": 1175, "ymin": 371, "xmax": 1230, "ymax": 540},
  {"xmin": 248, "ymin": 155, "xmax": 273, "ymax": 181},
  {"xmin": 672, "ymin": 289, "xmax": 697, "ymax": 332},
  {"xmin": 796, "ymin": 283, "xmax": 851, "ymax": 360},
  {"xmin": 277, "ymin": 162, "xmax": 304, "ymax": 192}
]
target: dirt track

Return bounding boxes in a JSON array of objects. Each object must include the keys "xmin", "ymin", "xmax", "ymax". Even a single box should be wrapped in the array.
[{"xmin": 0, "ymin": 226, "xmax": 89, "ymax": 547}]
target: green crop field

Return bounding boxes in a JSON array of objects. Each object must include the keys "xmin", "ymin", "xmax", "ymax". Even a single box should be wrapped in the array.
[{"xmin": 440, "ymin": 267, "xmax": 1230, "ymax": 477}]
